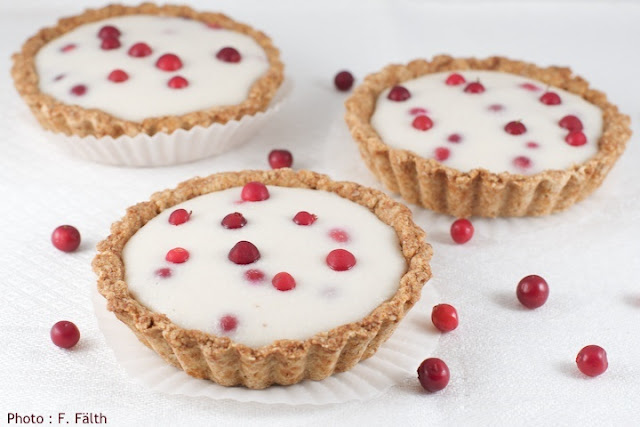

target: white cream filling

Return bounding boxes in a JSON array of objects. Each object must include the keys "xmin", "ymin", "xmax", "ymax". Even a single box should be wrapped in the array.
[
  {"xmin": 371, "ymin": 70, "xmax": 603, "ymax": 175},
  {"xmin": 123, "ymin": 186, "xmax": 407, "ymax": 348},
  {"xmin": 35, "ymin": 15, "xmax": 269, "ymax": 121}
]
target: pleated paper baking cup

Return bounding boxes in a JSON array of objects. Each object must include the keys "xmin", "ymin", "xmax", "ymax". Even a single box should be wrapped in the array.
[
  {"xmin": 91, "ymin": 282, "xmax": 440, "ymax": 405},
  {"xmin": 47, "ymin": 79, "xmax": 292, "ymax": 167}
]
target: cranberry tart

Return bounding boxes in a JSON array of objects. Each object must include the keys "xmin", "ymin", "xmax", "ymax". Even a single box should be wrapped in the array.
[
  {"xmin": 92, "ymin": 169, "xmax": 432, "ymax": 389},
  {"xmin": 345, "ymin": 55, "xmax": 631, "ymax": 217},
  {"xmin": 11, "ymin": 3, "xmax": 284, "ymax": 138}
]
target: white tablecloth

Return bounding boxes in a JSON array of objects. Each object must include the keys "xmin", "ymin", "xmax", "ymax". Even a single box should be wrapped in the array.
[{"xmin": 1, "ymin": 0, "xmax": 638, "ymax": 425}]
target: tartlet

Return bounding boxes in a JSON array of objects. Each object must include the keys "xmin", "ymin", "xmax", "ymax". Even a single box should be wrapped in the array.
[
  {"xmin": 11, "ymin": 3, "xmax": 284, "ymax": 138},
  {"xmin": 92, "ymin": 169, "xmax": 432, "ymax": 389},
  {"xmin": 345, "ymin": 55, "xmax": 631, "ymax": 217}
]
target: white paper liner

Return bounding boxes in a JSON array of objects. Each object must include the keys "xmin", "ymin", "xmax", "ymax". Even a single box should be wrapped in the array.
[
  {"xmin": 91, "ymin": 283, "xmax": 441, "ymax": 405},
  {"xmin": 46, "ymin": 79, "xmax": 293, "ymax": 167}
]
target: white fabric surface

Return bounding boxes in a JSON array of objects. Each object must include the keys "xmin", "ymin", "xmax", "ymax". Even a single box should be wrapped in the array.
[{"xmin": 1, "ymin": 0, "xmax": 639, "ymax": 426}]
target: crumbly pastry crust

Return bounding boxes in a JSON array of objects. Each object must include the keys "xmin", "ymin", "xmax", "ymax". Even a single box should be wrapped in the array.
[
  {"xmin": 92, "ymin": 169, "xmax": 432, "ymax": 389},
  {"xmin": 11, "ymin": 3, "xmax": 284, "ymax": 138},
  {"xmin": 345, "ymin": 55, "xmax": 632, "ymax": 217}
]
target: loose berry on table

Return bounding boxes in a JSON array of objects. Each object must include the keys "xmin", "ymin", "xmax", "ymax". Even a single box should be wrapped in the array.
[
  {"xmin": 334, "ymin": 70, "xmax": 355, "ymax": 91},
  {"xmin": 50, "ymin": 321, "xmax": 80, "ymax": 349},
  {"xmin": 431, "ymin": 304, "xmax": 459, "ymax": 332},
  {"xmin": 51, "ymin": 225, "xmax": 81, "ymax": 252},
  {"xmin": 516, "ymin": 275, "xmax": 549, "ymax": 309},
  {"xmin": 450, "ymin": 219, "xmax": 473, "ymax": 244},
  {"xmin": 268, "ymin": 149, "xmax": 293, "ymax": 169},
  {"xmin": 417, "ymin": 358, "xmax": 450, "ymax": 392},
  {"xmin": 576, "ymin": 345, "xmax": 608, "ymax": 377}
]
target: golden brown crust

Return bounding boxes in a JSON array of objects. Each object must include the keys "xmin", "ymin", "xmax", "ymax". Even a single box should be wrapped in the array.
[
  {"xmin": 345, "ymin": 55, "xmax": 632, "ymax": 217},
  {"xmin": 92, "ymin": 169, "xmax": 432, "ymax": 389},
  {"xmin": 11, "ymin": 3, "xmax": 284, "ymax": 137}
]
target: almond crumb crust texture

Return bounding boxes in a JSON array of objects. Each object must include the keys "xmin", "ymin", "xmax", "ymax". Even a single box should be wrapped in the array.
[
  {"xmin": 345, "ymin": 55, "xmax": 632, "ymax": 217},
  {"xmin": 11, "ymin": 3, "xmax": 284, "ymax": 138},
  {"xmin": 92, "ymin": 169, "xmax": 432, "ymax": 389}
]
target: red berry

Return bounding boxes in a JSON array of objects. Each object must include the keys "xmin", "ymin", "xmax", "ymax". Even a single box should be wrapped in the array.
[
  {"xmin": 488, "ymin": 104, "xmax": 504, "ymax": 112},
  {"xmin": 241, "ymin": 182, "xmax": 270, "ymax": 202},
  {"xmin": 156, "ymin": 53, "xmax": 183, "ymax": 71},
  {"xmin": 70, "ymin": 85, "xmax": 87, "ymax": 96},
  {"xmin": 513, "ymin": 156, "xmax": 532, "ymax": 170},
  {"xmin": 268, "ymin": 149, "xmax": 293, "ymax": 169},
  {"xmin": 565, "ymin": 131, "xmax": 587, "ymax": 147},
  {"xmin": 431, "ymin": 304, "xmax": 459, "ymax": 332},
  {"xmin": 219, "ymin": 315, "xmax": 238, "ymax": 333},
  {"xmin": 166, "ymin": 248, "xmax": 189, "ymax": 264},
  {"xmin": 100, "ymin": 37, "xmax": 121, "ymax": 50},
  {"xmin": 245, "ymin": 269, "xmax": 265, "ymax": 283},
  {"xmin": 450, "ymin": 219, "xmax": 473, "ymax": 244},
  {"xmin": 445, "ymin": 73, "xmax": 466, "ymax": 86},
  {"xmin": 559, "ymin": 115, "xmax": 583, "ymax": 132},
  {"xmin": 108, "ymin": 69, "xmax": 129, "ymax": 83},
  {"xmin": 168, "ymin": 76, "xmax": 189, "ymax": 89},
  {"xmin": 520, "ymin": 82, "xmax": 540, "ymax": 91},
  {"xmin": 540, "ymin": 91, "xmax": 561, "ymax": 105},
  {"xmin": 434, "ymin": 147, "xmax": 450, "ymax": 162},
  {"xmin": 417, "ymin": 358, "xmax": 450, "ymax": 392},
  {"xmin": 60, "ymin": 44, "xmax": 76, "ymax": 53},
  {"xmin": 329, "ymin": 228, "xmax": 349, "ymax": 243},
  {"xmin": 293, "ymin": 211, "xmax": 317, "ymax": 226},
  {"xmin": 447, "ymin": 133, "xmax": 462, "ymax": 143},
  {"xmin": 50, "ymin": 321, "xmax": 80, "ymax": 349},
  {"xmin": 168, "ymin": 208, "xmax": 191, "ymax": 225},
  {"xmin": 505, "ymin": 121, "xmax": 527, "ymax": 135},
  {"xmin": 576, "ymin": 345, "xmax": 608, "ymax": 377},
  {"xmin": 326, "ymin": 249, "xmax": 356, "ymax": 271},
  {"xmin": 412, "ymin": 115, "xmax": 434, "ymax": 131},
  {"xmin": 334, "ymin": 70, "xmax": 354, "ymax": 91},
  {"xmin": 526, "ymin": 141, "xmax": 540, "ymax": 149},
  {"xmin": 155, "ymin": 268, "xmax": 172, "ymax": 278},
  {"xmin": 221, "ymin": 212, "xmax": 247, "ymax": 229},
  {"xmin": 128, "ymin": 42, "xmax": 152, "ymax": 57},
  {"xmin": 516, "ymin": 275, "xmax": 549, "ymax": 309},
  {"xmin": 464, "ymin": 81, "xmax": 485, "ymax": 94},
  {"xmin": 387, "ymin": 85, "xmax": 411, "ymax": 101},
  {"xmin": 216, "ymin": 47, "xmax": 241, "ymax": 63},
  {"xmin": 409, "ymin": 107, "xmax": 428, "ymax": 115},
  {"xmin": 98, "ymin": 25, "xmax": 121, "ymax": 39},
  {"xmin": 228, "ymin": 241, "xmax": 260, "ymax": 265},
  {"xmin": 51, "ymin": 225, "xmax": 81, "ymax": 252},
  {"xmin": 272, "ymin": 272, "xmax": 296, "ymax": 291}
]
